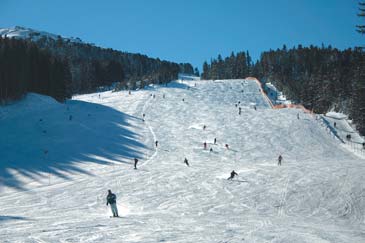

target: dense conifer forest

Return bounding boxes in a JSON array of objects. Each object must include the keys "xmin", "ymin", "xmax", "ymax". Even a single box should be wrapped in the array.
[{"xmin": 0, "ymin": 34, "xmax": 194, "ymax": 102}]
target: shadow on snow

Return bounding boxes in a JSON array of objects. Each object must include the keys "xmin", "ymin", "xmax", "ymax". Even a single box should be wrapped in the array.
[{"xmin": 0, "ymin": 99, "xmax": 147, "ymax": 190}]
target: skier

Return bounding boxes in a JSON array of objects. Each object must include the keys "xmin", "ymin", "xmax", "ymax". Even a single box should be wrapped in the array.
[
  {"xmin": 363, "ymin": 142, "xmax": 365, "ymax": 149},
  {"xmin": 239, "ymin": 107, "xmax": 242, "ymax": 115},
  {"xmin": 278, "ymin": 155, "xmax": 283, "ymax": 166},
  {"xmin": 297, "ymin": 113, "xmax": 300, "ymax": 119},
  {"xmin": 128, "ymin": 90, "xmax": 131, "ymax": 95},
  {"xmin": 225, "ymin": 144, "xmax": 229, "ymax": 149},
  {"xmin": 155, "ymin": 140, "xmax": 158, "ymax": 147},
  {"xmin": 210, "ymin": 148, "xmax": 213, "ymax": 152},
  {"xmin": 153, "ymin": 94, "xmax": 155, "ymax": 98},
  {"xmin": 334, "ymin": 122, "xmax": 337, "ymax": 128},
  {"xmin": 254, "ymin": 105, "xmax": 257, "ymax": 111},
  {"xmin": 163, "ymin": 94, "xmax": 165, "ymax": 99},
  {"xmin": 203, "ymin": 125, "xmax": 206, "ymax": 130},
  {"xmin": 204, "ymin": 142, "xmax": 207, "ymax": 150},
  {"xmin": 184, "ymin": 158, "xmax": 189, "ymax": 166},
  {"xmin": 106, "ymin": 190, "xmax": 119, "ymax": 217},
  {"xmin": 227, "ymin": 170, "xmax": 238, "ymax": 180},
  {"xmin": 214, "ymin": 138, "xmax": 217, "ymax": 144},
  {"xmin": 69, "ymin": 115, "xmax": 73, "ymax": 121},
  {"xmin": 182, "ymin": 98, "xmax": 185, "ymax": 102},
  {"xmin": 134, "ymin": 158, "xmax": 138, "ymax": 169},
  {"xmin": 142, "ymin": 113, "xmax": 145, "ymax": 120}
]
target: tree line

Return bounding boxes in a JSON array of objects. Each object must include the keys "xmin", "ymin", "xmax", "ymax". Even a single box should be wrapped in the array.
[
  {"xmin": 35, "ymin": 35, "xmax": 194, "ymax": 93},
  {"xmin": 0, "ymin": 37, "xmax": 71, "ymax": 102},
  {"xmin": 0, "ymin": 34, "xmax": 195, "ymax": 102}
]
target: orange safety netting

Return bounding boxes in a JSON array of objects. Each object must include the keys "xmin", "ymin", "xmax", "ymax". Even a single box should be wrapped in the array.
[{"xmin": 245, "ymin": 77, "xmax": 314, "ymax": 114}]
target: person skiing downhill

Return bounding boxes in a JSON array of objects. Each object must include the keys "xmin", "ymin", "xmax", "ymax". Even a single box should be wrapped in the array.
[
  {"xmin": 155, "ymin": 140, "xmax": 158, "ymax": 147},
  {"xmin": 225, "ymin": 144, "xmax": 229, "ymax": 149},
  {"xmin": 214, "ymin": 138, "xmax": 217, "ymax": 144},
  {"xmin": 278, "ymin": 155, "xmax": 283, "ymax": 166},
  {"xmin": 106, "ymin": 190, "xmax": 119, "ymax": 217},
  {"xmin": 134, "ymin": 158, "xmax": 138, "ymax": 169},
  {"xmin": 204, "ymin": 142, "xmax": 207, "ymax": 150},
  {"xmin": 228, "ymin": 170, "xmax": 238, "ymax": 180},
  {"xmin": 184, "ymin": 158, "xmax": 189, "ymax": 166}
]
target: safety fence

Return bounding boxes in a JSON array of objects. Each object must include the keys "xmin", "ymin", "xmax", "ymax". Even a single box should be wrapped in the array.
[
  {"xmin": 247, "ymin": 77, "xmax": 365, "ymax": 158},
  {"xmin": 315, "ymin": 115, "xmax": 365, "ymax": 157}
]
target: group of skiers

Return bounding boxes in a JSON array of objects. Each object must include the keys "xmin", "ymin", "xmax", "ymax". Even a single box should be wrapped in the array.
[{"xmin": 106, "ymin": 88, "xmax": 287, "ymax": 217}]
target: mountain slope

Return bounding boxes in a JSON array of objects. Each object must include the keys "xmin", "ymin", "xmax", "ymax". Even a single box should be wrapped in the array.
[
  {"xmin": 0, "ymin": 26, "xmax": 84, "ymax": 43},
  {"xmin": 0, "ymin": 79, "xmax": 364, "ymax": 243}
]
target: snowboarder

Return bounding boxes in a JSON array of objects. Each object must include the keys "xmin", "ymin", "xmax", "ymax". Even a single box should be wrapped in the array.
[
  {"xmin": 204, "ymin": 142, "xmax": 207, "ymax": 150},
  {"xmin": 184, "ymin": 158, "xmax": 189, "ymax": 166},
  {"xmin": 214, "ymin": 138, "xmax": 217, "ymax": 144},
  {"xmin": 227, "ymin": 170, "xmax": 238, "ymax": 180},
  {"xmin": 106, "ymin": 190, "xmax": 119, "ymax": 217},
  {"xmin": 155, "ymin": 140, "xmax": 158, "ymax": 147},
  {"xmin": 278, "ymin": 155, "xmax": 283, "ymax": 166},
  {"xmin": 134, "ymin": 158, "xmax": 138, "ymax": 169}
]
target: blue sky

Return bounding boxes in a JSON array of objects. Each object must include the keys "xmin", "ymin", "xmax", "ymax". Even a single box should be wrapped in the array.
[{"xmin": 0, "ymin": 0, "xmax": 362, "ymax": 69}]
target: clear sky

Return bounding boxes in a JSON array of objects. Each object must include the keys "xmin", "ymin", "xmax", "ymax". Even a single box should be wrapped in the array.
[{"xmin": 0, "ymin": 0, "xmax": 362, "ymax": 70}]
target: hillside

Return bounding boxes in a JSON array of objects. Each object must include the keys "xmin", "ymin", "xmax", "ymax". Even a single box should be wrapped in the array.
[
  {"xmin": 0, "ymin": 26, "xmax": 194, "ymax": 95},
  {"xmin": 0, "ymin": 79, "xmax": 364, "ymax": 242}
]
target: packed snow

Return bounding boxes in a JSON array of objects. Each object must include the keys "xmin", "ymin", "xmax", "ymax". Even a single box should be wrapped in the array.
[{"xmin": 0, "ymin": 79, "xmax": 364, "ymax": 242}]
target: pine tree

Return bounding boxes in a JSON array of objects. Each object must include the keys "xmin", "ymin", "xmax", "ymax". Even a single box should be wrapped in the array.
[{"xmin": 353, "ymin": 2, "xmax": 365, "ymax": 134}]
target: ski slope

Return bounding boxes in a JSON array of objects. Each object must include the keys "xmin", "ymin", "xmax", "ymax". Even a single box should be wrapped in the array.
[{"xmin": 0, "ymin": 79, "xmax": 364, "ymax": 243}]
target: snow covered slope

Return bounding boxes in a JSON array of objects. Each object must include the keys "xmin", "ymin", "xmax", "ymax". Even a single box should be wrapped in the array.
[
  {"xmin": 0, "ymin": 26, "xmax": 84, "ymax": 43},
  {"xmin": 0, "ymin": 80, "xmax": 364, "ymax": 242}
]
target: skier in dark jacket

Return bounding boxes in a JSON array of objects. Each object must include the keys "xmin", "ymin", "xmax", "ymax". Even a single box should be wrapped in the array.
[
  {"xmin": 134, "ymin": 158, "xmax": 138, "ymax": 169},
  {"xmin": 184, "ymin": 158, "xmax": 189, "ymax": 166},
  {"xmin": 228, "ymin": 170, "xmax": 238, "ymax": 180},
  {"xmin": 278, "ymin": 155, "xmax": 283, "ymax": 166},
  {"xmin": 106, "ymin": 190, "xmax": 119, "ymax": 217},
  {"xmin": 155, "ymin": 140, "xmax": 158, "ymax": 147}
]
